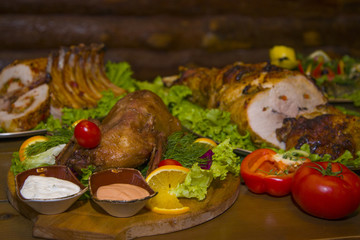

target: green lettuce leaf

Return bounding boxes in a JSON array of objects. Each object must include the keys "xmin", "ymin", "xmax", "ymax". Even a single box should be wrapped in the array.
[
  {"xmin": 211, "ymin": 139, "xmax": 241, "ymax": 180},
  {"xmin": 23, "ymin": 144, "xmax": 66, "ymax": 170},
  {"xmin": 173, "ymin": 139, "xmax": 241, "ymax": 200},
  {"xmin": 10, "ymin": 144, "xmax": 66, "ymax": 176},
  {"xmin": 10, "ymin": 152, "xmax": 26, "ymax": 176},
  {"xmin": 106, "ymin": 61, "xmax": 137, "ymax": 92},
  {"xmin": 170, "ymin": 163, "xmax": 213, "ymax": 201},
  {"xmin": 166, "ymin": 86, "xmax": 256, "ymax": 151},
  {"xmin": 33, "ymin": 115, "xmax": 62, "ymax": 132},
  {"xmin": 61, "ymin": 90, "xmax": 124, "ymax": 126}
]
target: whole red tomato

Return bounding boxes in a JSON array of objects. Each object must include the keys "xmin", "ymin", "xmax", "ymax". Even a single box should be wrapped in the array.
[
  {"xmin": 74, "ymin": 120, "xmax": 101, "ymax": 148},
  {"xmin": 292, "ymin": 162, "xmax": 360, "ymax": 219},
  {"xmin": 158, "ymin": 159, "xmax": 182, "ymax": 167}
]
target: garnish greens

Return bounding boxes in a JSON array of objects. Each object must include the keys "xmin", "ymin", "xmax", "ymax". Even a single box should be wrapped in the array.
[
  {"xmin": 297, "ymin": 53, "xmax": 360, "ymax": 106},
  {"xmin": 160, "ymin": 85, "xmax": 257, "ymax": 151},
  {"xmin": 26, "ymin": 128, "xmax": 73, "ymax": 157},
  {"xmin": 164, "ymin": 131, "xmax": 210, "ymax": 168},
  {"xmin": 79, "ymin": 165, "xmax": 96, "ymax": 199},
  {"xmin": 275, "ymin": 144, "xmax": 360, "ymax": 168},
  {"xmin": 10, "ymin": 128, "xmax": 73, "ymax": 176},
  {"xmin": 171, "ymin": 139, "xmax": 241, "ymax": 200},
  {"xmin": 106, "ymin": 61, "xmax": 138, "ymax": 92}
]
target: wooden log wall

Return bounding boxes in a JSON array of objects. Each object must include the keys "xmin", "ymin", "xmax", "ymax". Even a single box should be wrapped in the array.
[{"xmin": 0, "ymin": 0, "xmax": 360, "ymax": 80}]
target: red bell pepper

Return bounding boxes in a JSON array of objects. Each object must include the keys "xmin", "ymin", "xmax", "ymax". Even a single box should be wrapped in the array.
[
  {"xmin": 298, "ymin": 61, "xmax": 305, "ymax": 74},
  {"xmin": 324, "ymin": 67, "xmax": 335, "ymax": 81},
  {"xmin": 337, "ymin": 59, "xmax": 344, "ymax": 75},
  {"xmin": 240, "ymin": 149, "xmax": 310, "ymax": 197},
  {"xmin": 312, "ymin": 61, "xmax": 324, "ymax": 78}
]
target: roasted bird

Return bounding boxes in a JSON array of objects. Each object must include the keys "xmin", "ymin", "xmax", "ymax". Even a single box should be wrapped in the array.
[
  {"xmin": 171, "ymin": 62, "xmax": 327, "ymax": 148},
  {"xmin": 56, "ymin": 90, "xmax": 182, "ymax": 174},
  {"xmin": 0, "ymin": 58, "xmax": 50, "ymax": 132}
]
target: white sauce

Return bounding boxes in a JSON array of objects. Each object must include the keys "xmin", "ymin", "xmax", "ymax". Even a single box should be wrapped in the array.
[{"xmin": 20, "ymin": 175, "xmax": 81, "ymax": 200}]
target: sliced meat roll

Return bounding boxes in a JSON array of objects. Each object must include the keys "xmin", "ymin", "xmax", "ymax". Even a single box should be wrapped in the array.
[
  {"xmin": 220, "ymin": 70, "xmax": 327, "ymax": 148},
  {"xmin": 0, "ymin": 58, "xmax": 48, "ymax": 112},
  {"xmin": 0, "ymin": 84, "xmax": 50, "ymax": 132},
  {"xmin": 171, "ymin": 62, "xmax": 327, "ymax": 148},
  {"xmin": 0, "ymin": 58, "xmax": 48, "ymax": 95}
]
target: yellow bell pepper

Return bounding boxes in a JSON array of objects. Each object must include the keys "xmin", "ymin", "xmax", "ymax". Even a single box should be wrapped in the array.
[{"xmin": 269, "ymin": 45, "xmax": 298, "ymax": 69}]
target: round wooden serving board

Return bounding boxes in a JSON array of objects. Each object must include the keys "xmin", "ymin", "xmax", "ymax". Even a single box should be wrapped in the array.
[{"xmin": 7, "ymin": 170, "xmax": 241, "ymax": 240}]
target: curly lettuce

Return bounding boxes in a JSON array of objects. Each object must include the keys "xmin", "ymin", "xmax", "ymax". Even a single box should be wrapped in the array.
[{"xmin": 172, "ymin": 139, "xmax": 241, "ymax": 200}]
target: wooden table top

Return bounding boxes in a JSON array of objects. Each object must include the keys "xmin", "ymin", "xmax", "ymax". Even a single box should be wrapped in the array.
[{"xmin": 2, "ymin": 136, "xmax": 360, "ymax": 240}]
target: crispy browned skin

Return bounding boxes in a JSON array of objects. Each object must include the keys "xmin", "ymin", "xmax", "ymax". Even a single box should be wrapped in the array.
[
  {"xmin": 175, "ymin": 62, "xmax": 268, "ymax": 108},
  {"xmin": 56, "ymin": 90, "xmax": 182, "ymax": 174},
  {"xmin": 276, "ymin": 106, "xmax": 360, "ymax": 159}
]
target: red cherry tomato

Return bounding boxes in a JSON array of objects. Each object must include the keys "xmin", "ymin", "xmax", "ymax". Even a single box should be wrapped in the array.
[
  {"xmin": 74, "ymin": 120, "xmax": 101, "ymax": 148},
  {"xmin": 292, "ymin": 162, "xmax": 360, "ymax": 220},
  {"xmin": 158, "ymin": 159, "xmax": 182, "ymax": 167}
]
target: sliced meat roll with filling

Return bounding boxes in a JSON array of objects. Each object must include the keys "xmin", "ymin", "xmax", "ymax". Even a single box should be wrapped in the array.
[
  {"xmin": 171, "ymin": 62, "xmax": 327, "ymax": 148},
  {"xmin": 0, "ymin": 58, "xmax": 48, "ymax": 95},
  {"xmin": 0, "ymin": 84, "xmax": 50, "ymax": 132},
  {"xmin": 0, "ymin": 58, "xmax": 49, "ymax": 112}
]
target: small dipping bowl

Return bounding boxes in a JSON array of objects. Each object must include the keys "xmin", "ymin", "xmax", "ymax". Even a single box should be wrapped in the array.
[
  {"xmin": 15, "ymin": 165, "xmax": 88, "ymax": 215},
  {"xmin": 89, "ymin": 168, "xmax": 157, "ymax": 217}
]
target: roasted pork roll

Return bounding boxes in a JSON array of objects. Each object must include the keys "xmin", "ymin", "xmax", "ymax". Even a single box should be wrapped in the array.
[{"xmin": 171, "ymin": 62, "xmax": 327, "ymax": 148}]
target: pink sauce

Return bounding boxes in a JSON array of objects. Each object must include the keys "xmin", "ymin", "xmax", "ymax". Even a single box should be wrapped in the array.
[{"xmin": 96, "ymin": 183, "xmax": 150, "ymax": 201}]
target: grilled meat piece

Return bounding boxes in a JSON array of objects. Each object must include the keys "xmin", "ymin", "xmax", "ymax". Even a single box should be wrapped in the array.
[
  {"xmin": 171, "ymin": 62, "xmax": 327, "ymax": 148},
  {"xmin": 276, "ymin": 106, "xmax": 360, "ymax": 159},
  {"xmin": 56, "ymin": 90, "xmax": 182, "ymax": 174}
]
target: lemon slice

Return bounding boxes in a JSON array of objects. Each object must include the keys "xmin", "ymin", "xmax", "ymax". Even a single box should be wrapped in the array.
[
  {"xmin": 19, "ymin": 135, "xmax": 48, "ymax": 162},
  {"xmin": 146, "ymin": 165, "xmax": 190, "ymax": 214},
  {"xmin": 194, "ymin": 137, "xmax": 217, "ymax": 149}
]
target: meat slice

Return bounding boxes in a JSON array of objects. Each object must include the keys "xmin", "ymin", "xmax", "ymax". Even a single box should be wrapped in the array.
[
  {"xmin": 0, "ymin": 58, "xmax": 48, "ymax": 95},
  {"xmin": 56, "ymin": 90, "xmax": 182, "ymax": 174},
  {"xmin": 0, "ymin": 58, "xmax": 50, "ymax": 132},
  {"xmin": 0, "ymin": 84, "xmax": 50, "ymax": 132},
  {"xmin": 0, "ymin": 58, "xmax": 49, "ymax": 112},
  {"xmin": 221, "ymin": 70, "xmax": 327, "ymax": 148}
]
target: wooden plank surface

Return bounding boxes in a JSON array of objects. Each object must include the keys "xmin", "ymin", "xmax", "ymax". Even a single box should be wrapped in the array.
[
  {"xmin": 1, "ymin": 1, "xmax": 360, "ymax": 81},
  {"xmin": 1, "ymin": 14, "xmax": 359, "ymax": 51},
  {"xmin": 0, "ymin": 0, "xmax": 358, "ymax": 17}
]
